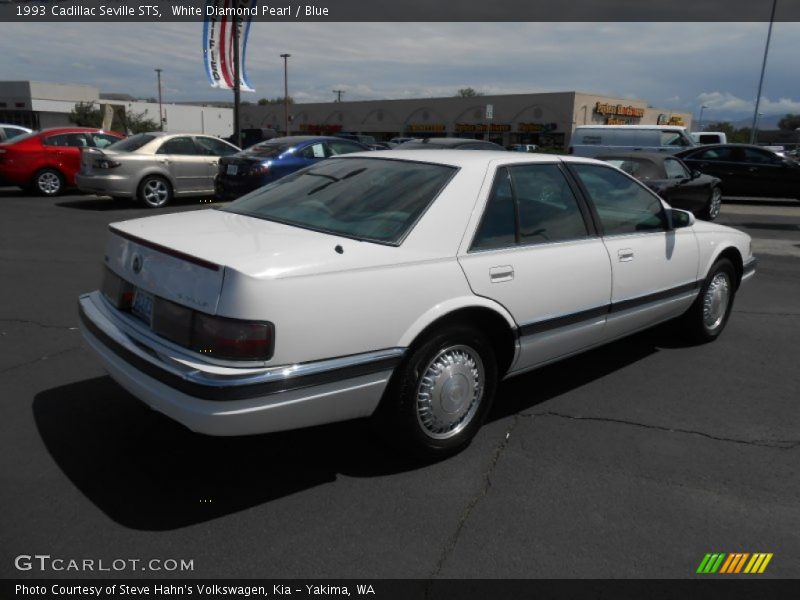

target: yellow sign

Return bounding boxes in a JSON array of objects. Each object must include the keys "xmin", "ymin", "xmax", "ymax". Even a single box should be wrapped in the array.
[
  {"xmin": 455, "ymin": 123, "xmax": 511, "ymax": 133},
  {"xmin": 407, "ymin": 123, "xmax": 446, "ymax": 133},
  {"xmin": 595, "ymin": 102, "xmax": 645, "ymax": 118}
]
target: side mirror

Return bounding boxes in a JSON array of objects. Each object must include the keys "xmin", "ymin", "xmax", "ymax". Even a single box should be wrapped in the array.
[
  {"xmin": 691, "ymin": 170, "xmax": 702, "ymax": 179},
  {"xmin": 668, "ymin": 208, "xmax": 695, "ymax": 229}
]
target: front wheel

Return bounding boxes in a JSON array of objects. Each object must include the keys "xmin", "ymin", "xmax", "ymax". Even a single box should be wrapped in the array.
[
  {"xmin": 703, "ymin": 186, "xmax": 722, "ymax": 221},
  {"xmin": 681, "ymin": 258, "xmax": 736, "ymax": 343},
  {"xmin": 138, "ymin": 176, "xmax": 172, "ymax": 208},
  {"xmin": 375, "ymin": 324, "xmax": 497, "ymax": 460},
  {"xmin": 33, "ymin": 168, "xmax": 65, "ymax": 196}
]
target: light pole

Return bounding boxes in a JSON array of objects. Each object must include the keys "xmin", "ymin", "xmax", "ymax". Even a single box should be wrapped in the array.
[
  {"xmin": 697, "ymin": 104, "xmax": 708, "ymax": 132},
  {"xmin": 750, "ymin": 0, "xmax": 777, "ymax": 144},
  {"xmin": 333, "ymin": 89, "xmax": 345, "ymax": 102},
  {"xmin": 154, "ymin": 68, "xmax": 163, "ymax": 131},
  {"xmin": 280, "ymin": 53, "xmax": 291, "ymax": 135}
]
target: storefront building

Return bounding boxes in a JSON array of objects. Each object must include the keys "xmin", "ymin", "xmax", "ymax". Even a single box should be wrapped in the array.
[{"xmin": 241, "ymin": 91, "xmax": 692, "ymax": 149}]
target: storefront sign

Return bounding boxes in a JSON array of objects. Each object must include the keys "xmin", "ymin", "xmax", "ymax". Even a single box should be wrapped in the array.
[
  {"xmin": 594, "ymin": 102, "xmax": 645, "ymax": 118},
  {"xmin": 455, "ymin": 123, "xmax": 511, "ymax": 133},
  {"xmin": 407, "ymin": 123, "xmax": 446, "ymax": 133},
  {"xmin": 298, "ymin": 123, "xmax": 342, "ymax": 133},
  {"xmin": 517, "ymin": 122, "xmax": 557, "ymax": 133}
]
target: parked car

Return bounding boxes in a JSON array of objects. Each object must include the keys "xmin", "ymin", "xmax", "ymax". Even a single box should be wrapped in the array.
[
  {"xmin": 225, "ymin": 127, "xmax": 278, "ymax": 149},
  {"xmin": 214, "ymin": 136, "xmax": 369, "ymax": 201},
  {"xmin": 691, "ymin": 132, "xmax": 728, "ymax": 145},
  {"xmin": 675, "ymin": 143, "xmax": 800, "ymax": 199},
  {"xmin": 508, "ymin": 144, "xmax": 539, "ymax": 152},
  {"xmin": 0, "ymin": 127, "xmax": 124, "ymax": 196},
  {"xmin": 333, "ymin": 133, "xmax": 378, "ymax": 146},
  {"xmin": 390, "ymin": 136, "xmax": 417, "ymax": 145},
  {"xmin": 570, "ymin": 125, "xmax": 695, "ymax": 157},
  {"xmin": 76, "ymin": 132, "xmax": 240, "ymax": 208},
  {"xmin": 397, "ymin": 137, "xmax": 504, "ymax": 150},
  {"xmin": 0, "ymin": 123, "xmax": 33, "ymax": 143},
  {"xmin": 78, "ymin": 150, "xmax": 756, "ymax": 459},
  {"xmin": 598, "ymin": 153, "xmax": 723, "ymax": 220}
]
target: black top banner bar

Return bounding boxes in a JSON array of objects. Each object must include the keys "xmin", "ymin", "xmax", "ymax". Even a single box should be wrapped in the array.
[{"xmin": 1, "ymin": 0, "xmax": 800, "ymax": 22}]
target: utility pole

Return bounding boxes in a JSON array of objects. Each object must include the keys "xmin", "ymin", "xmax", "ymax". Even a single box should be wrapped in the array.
[
  {"xmin": 154, "ymin": 68, "xmax": 163, "ymax": 131},
  {"xmin": 333, "ymin": 89, "xmax": 345, "ymax": 102},
  {"xmin": 750, "ymin": 0, "xmax": 777, "ymax": 144},
  {"xmin": 281, "ymin": 53, "xmax": 291, "ymax": 135},
  {"xmin": 232, "ymin": 16, "xmax": 242, "ymax": 148}
]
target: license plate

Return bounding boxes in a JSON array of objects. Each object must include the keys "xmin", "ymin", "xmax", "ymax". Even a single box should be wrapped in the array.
[
  {"xmin": 131, "ymin": 289, "xmax": 155, "ymax": 326},
  {"xmin": 227, "ymin": 164, "xmax": 238, "ymax": 176}
]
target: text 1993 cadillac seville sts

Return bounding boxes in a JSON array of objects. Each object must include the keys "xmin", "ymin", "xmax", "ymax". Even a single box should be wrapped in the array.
[{"xmin": 78, "ymin": 151, "xmax": 757, "ymax": 458}]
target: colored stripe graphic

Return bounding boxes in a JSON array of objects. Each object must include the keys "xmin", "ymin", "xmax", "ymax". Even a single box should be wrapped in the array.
[{"xmin": 699, "ymin": 553, "xmax": 773, "ymax": 574}]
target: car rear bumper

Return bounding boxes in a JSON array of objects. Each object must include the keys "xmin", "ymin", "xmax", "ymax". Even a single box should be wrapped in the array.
[
  {"xmin": 75, "ymin": 173, "xmax": 135, "ymax": 197},
  {"xmin": 78, "ymin": 291, "xmax": 403, "ymax": 436}
]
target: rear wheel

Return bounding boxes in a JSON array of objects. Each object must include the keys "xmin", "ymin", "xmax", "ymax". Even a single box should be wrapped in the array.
[
  {"xmin": 375, "ymin": 324, "xmax": 497, "ymax": 460},
  {"xmin": 681, "ymin": 258, "xmax": 736, "ymax": 343},
  {"xmin": 703, "ymin": 186, "xmax": 722, "ymax": 221},
  {"xmin": 138, "ymin": 176, "xmax": 172, "ymax": 208},
  {"xmin": 33, "ymin": 168, "xmax": 64, "ymax": 196}
]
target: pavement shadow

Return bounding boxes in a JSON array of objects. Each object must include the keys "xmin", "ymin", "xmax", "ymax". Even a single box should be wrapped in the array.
[
  {"xmin": 33, "ymin": 376, "xmax": 418, "ymax": 531},
  {"xmin": 55, "ymin": 197, "xmax": 140, "ymax": 211},
  {"xmin": 33, "ymin": 326, "xmax": 687, "ymax": 532}
]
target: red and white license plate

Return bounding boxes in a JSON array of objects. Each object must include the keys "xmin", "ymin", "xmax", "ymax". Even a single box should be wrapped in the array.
[{"xmin": 131, "ymin": 289, "xmax": 155, "ymax": 326}]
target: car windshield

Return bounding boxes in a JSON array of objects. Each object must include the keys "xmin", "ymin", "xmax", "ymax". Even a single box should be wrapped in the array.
[
  {"xmin": 244, "ymin": 141, "xmax": 293, "ymax": 157},
  {"xmin": 107, "ymin": 133, "xmax": 156, "ymax": 152},
  {"xmin": 223, "ymin": 157, "xmax": 457, "ymax": 244}
]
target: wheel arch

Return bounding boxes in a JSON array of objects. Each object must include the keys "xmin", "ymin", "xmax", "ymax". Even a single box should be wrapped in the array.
[
  {"xmin": 398, "ymin": 298, "xmax": 518, "ymax": 377},
  {"xmin": 138, "ymin": 168, "xmax": 176, "ymax": 192},
  {"xmin": 711, "ymin": 245, "xmax": 743, "ymax": 288}
]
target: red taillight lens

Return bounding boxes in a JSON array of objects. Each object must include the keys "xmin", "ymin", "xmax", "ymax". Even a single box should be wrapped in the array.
[
  {"xmin": 101, "ymin": 268, "xmax": 134, "ymax": 309},
  {"xmin": 191, "ymin": 312, "xmax": 274, "ymax": 361}
]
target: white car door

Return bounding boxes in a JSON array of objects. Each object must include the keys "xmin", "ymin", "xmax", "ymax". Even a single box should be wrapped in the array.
[
  {"xmin": 568, "ymin": 163, "xmax": 699, "ymax": 340},
  {"xmin": 458, "ymin": 163, "xmax": 612, "ymax": 374}
]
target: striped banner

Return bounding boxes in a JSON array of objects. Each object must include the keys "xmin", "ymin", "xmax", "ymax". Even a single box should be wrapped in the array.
[
  {"xmin": 697, "ymin": 553, "xmax": 773, "ymax": 574},
  {"xmin": 203, "ymin": 0, "xmax": 257, "ymax": 92}
]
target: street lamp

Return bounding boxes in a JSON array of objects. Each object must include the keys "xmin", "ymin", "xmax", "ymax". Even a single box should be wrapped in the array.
[
  {"xmin": 750, "ymin": 0, "xmax": 777, "ymax": 143},
  {"xmin": 154, "ymin": 68, "xmax": 164, "ymax": 131},
  {"xmin": 280, "ymin": 53, "xmax": 291, "ymax": 135},
  {"xmin": 697, "ymin": 105, "xmax": 708, "ymax": 132}
]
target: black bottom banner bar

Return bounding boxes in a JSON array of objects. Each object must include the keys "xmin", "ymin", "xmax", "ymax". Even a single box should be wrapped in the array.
[{"xmin": 4, "ymin": 579, "xmax": 800, "ymax": 600}]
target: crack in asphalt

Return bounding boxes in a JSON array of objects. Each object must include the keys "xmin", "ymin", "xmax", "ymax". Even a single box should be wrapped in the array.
[
  {"xmin": 526, "ymin": 410, "xmax": 800, "ymax": 450},
  {"xmin": 428, "ymin": 415, "xmax": 522, "ymax": 580},
  {"xmin": 0, "ymin": 346, "xmax": 82, "ymax": 375},
  {"xmin": 0, "ymin": 318, "xmax": 78, "ymax": 331}
]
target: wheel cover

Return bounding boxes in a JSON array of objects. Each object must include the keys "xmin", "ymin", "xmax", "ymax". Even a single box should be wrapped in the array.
[
  {"xmin": 703, "ymin": 272, "xmax": 731, "ymax": 330},
  {"xmin": 709, "ymin": 188, "xmax": 722, "ymax": 219},
  {"xmin": 38, "ymin": 172, "xmax": 61, "ymax": 195},
  {"xmin": 143, "ymin": 179, "xmax": 169, "ymax": 207},
  {"xmin": 415, "ymin": 344, "xmax": 484, "ymax": 440}
]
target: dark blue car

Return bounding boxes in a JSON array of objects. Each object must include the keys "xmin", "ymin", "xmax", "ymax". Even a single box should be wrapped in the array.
[{"xmin": 214, "ymin": 136, "xmax": 369, "ymax": 200}]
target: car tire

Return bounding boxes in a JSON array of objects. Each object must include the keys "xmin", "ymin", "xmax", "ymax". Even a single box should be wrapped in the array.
[
  {"xmin": 33, "ymin": 168, "xmax": 65, "ymax": 196},
  {"xmin": 375, "ymin": 324, "xmax": 497, "ymax": 460},
  {"xmin": 138, "ymin": 176, "xmax": 172, "ymax": 208},
  {"xmin": 681, "ymin": 258, "xmax": 736, "ymax": 343},
  {"xmin": 703, "ymin": 186, "xmax": 722, "ymax": 221}
]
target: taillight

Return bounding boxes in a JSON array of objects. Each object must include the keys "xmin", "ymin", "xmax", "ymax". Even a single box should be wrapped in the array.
[
  {"xmin": 101, "ymin": 268, "xmax": 134, "ymax": 309},
  {"xmin": 251, "ymin": 163, "xmax": 270, "ymax": 176},
  {"xmin": 191, "ymin": 313, "xmax": 274, "ymax": 361},
  {"xmin": 93, "ymin": 159, "xmax": 121, "ymax": 169}
]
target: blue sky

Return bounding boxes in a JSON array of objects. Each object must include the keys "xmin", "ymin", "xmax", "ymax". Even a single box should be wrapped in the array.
[{"xmin": 2, "ymin": 22, "xmax": 798, "ymax": 123}]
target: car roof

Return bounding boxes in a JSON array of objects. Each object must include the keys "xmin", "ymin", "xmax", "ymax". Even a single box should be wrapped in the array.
[
  {"xmin": 597, "ymin": 152, "xmax": 680, "ymax": 164},
  {"xmin": 36, "ymin": 127, "xmax": 117, "ymax": 135},
  {"xmin": 332, "ymin": 149, "xmax": 606, "ymax": 169},
  {"xmin": 399, "ymin": 137, "xmax": 501, "ymax": 147},
  {"xmin": 574, "ymin": 124, "xmax": 688, "ymax": 130}
]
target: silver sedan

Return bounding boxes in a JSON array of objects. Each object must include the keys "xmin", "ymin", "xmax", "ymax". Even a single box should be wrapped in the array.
[{"xmin": 76, "ymin": 132, "xmax": 240, "ymax": 208}]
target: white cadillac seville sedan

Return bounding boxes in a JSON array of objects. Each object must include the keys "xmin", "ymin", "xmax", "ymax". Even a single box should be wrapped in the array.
[{"xmin": 79, "ymin": 151, "xmax": 757, "ymax": 458}]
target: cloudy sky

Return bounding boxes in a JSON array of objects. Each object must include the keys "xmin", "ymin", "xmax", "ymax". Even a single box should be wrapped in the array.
[{"xmin": 2, "ymin": 21, "xmax": 799, "ymax": 123}]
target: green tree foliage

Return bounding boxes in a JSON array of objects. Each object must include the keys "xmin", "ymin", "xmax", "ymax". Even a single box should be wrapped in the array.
[
  {"xmin": 68, "ymin": 102, "xmax": 158, "ymax": 134},
  {"xmin": 456, "ymin": 88, "xmax": 482, "ymax": 98},
  {"xmin": 69, "ymin": 101, "xmax": 103, "ymax": 127},
  {"xmin": 703, "ymin": 121, "xmax": 752, "ymax": 144},
  {"xmin": 257, "ymin": 96, "xmax": 295, "ymax": 105},
  {"xmin": 778, "ymin": 114, "xmax": 800, "ymax": 130}
]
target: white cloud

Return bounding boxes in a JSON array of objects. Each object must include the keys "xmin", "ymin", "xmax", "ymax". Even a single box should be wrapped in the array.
[{"xmin": 697, "ymin": 91, "xmax": 800, "ymax": 115}]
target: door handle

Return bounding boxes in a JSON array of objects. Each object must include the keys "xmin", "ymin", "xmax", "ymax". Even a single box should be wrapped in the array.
[
  {"xmin": 489, "ymin": 265, "xmax": 514, "ymax": 283},
  {"xmin": 618, "ymin": 249, "xmax": 634, "ymax": 262}
]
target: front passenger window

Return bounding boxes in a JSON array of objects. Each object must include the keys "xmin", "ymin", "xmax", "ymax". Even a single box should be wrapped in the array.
[{"xmin": 572, "ymin": 164, "xmax": 666, "ymax": 235}]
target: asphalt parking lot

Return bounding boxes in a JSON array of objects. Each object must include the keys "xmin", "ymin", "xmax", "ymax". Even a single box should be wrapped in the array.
[{"xmin": 1, "ymin": 188, "xmax": 798, "ymax": 579}]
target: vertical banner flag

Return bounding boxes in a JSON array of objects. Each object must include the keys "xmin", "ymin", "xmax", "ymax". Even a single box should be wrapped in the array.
[{"xmin": 203, "ymin": 0, "xmax": 257, "ymax": 92}]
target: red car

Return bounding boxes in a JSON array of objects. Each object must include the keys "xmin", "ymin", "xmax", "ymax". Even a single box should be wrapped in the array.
[{"xmin": 0, "ymin": 127, "xmax": 124, "ymax": 196}]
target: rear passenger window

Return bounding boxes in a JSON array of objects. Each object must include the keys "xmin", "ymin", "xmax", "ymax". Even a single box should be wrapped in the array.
[
  {"xmin": 572, "ymin": 164, "xmax": 666, "ymax": 235},
  {"xmin": 471, "ymin": 164, "xmax": 589, "ymax": 251}
]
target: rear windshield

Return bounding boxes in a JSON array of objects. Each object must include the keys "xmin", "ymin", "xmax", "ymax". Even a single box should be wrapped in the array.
[
  {"xmin": 107, "ymin": 133, "xmax": 156, "ymax": 152},
  {"xmin": 223, "ymin": 157, "xmax": 456, "ymax": 244},
  {"xmin": 244, "ymin": 141, "xmax": 292, "ymax": 157},
  {"xmin": 604, "ymin": 158, "xmax": 660, "ymax": 180}
]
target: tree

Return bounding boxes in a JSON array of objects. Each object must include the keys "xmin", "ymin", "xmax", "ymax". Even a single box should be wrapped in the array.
[
  {"xmin": 778, "ymin": 114, "xmax": 800, "ymax": 131},
  {"xmin": 120, "ymin": 108, "xmax": 159, "ymax": 134},
  {"xmin": 69, "ymin": 101, "xmax": 104, "ymax": 127},
  {"xmin": 456, "ymin": 88, "xmax": 482, "ymax": 98},
  {"xmin": 257, "ymin": 96, "xmax": 295, "ymax": 105},
  {"xmin": 702, "ymin": 121, "xmax": 751, "ymax": 144}
]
